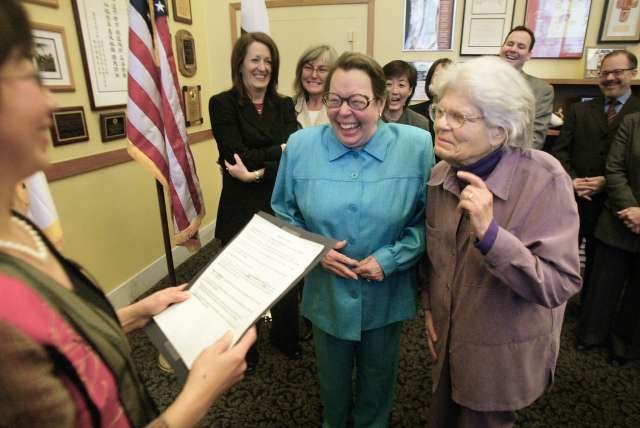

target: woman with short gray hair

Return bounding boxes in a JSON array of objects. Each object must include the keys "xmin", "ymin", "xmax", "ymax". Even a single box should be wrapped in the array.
[
  {"xmin": 430, "ymin": 56, "xmax": 534, "ymax": 149},
  {"xmin": 421, "ymin": 56, "xmax": 581, "ymax": 427}
]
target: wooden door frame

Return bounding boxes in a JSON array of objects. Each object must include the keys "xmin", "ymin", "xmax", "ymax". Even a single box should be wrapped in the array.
[{"xmin": 229, "ymin": 0, "xmax": 375, "ymax": 55}]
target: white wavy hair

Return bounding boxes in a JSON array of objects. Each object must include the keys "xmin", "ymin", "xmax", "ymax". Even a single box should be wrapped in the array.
[{"xmin": 429, "ymin": 56, "xmax": 535, "ymax": 150}]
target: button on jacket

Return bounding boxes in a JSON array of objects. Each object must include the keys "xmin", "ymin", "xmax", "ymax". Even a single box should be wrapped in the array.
[{"xmin": 272, "ymin": 122, "xmax": 435, "ymax": 340}]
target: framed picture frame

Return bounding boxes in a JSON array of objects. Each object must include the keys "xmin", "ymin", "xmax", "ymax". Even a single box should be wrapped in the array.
[
  {"xmin": 71, "ymin": 0, "xmax": 128, "ymax": 110},
  {"xmin": 50, "ymin": 106, "xmax": 89, "ymax": 147},
  {"xmin": 182, "ymin": 85, "xmax": 203, "ymax": 127},
  {"xmin": 31, "ymin": 23, "xmax": 74, "ymax": 92},
  {"xmin": 460, "ymin": 0, "xmax": 516, "ymax": 56},
  {"xmin": 99, "ymin": 111, "xmax": 127, "ymax": 142},
  {"xmin": 403, "ymin": 0, "xmax": 456, "ymax": 51},
  {"xmin": 525, "ymin": 0, "xmax": 591, "ymax": 58},
  {"xmin": 598, "ymin": 0, "xmax": 640, "ymax": 43},
  {"xmin": 22, "ymin": 0, "xmax": 59, "ymax": 7},
  {"xmin": 172, "ymin": 0, "xmax": 193, "ymax": 24},
  {"xmin": 409, "ymin": 61, "xmax": 434, "ymax": 101},
  {"xmin": 584, "ymin": 47, "xmax": 617, "ymax": 78},
  {"xmin": 175, "ymin": 30, "xmax": 197, "ymax": 77}
]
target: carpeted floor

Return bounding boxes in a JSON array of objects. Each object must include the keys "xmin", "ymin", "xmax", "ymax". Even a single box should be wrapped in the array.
[{"xmin": 128, "ymin": 240, "xmax": 640, "ymax": 427}]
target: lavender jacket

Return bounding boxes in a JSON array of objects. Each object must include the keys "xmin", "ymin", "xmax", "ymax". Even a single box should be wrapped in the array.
[{"xmin": 423, "ymin": 148, "xmax": 581, "ymax": 411}]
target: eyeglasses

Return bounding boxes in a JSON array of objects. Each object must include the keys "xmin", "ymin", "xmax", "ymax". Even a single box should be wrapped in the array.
[
  {"xmin": 322, "ymin": 92, "xmax": 374, "ymax": 111},
  {"xmin": 0, "ymin": 72, "xmax": 43, "ymax": 87},
  {"xmin": 302, "ymin": 63, "xmax": 329, "ymax": 75},
  {"xmin": 598, "ymin": 68, "xmax": 636, "ymax": 78},
  {"xmin": 429, "ymin": 104, "xmax": 484, "ymax": 129}
]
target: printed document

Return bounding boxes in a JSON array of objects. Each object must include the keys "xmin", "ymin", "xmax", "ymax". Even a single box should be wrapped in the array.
[{"xmin": 151, "ymin": 213, "xmax": 327, "ymax": 368}]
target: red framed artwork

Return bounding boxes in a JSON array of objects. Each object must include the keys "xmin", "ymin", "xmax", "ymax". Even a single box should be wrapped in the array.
[{"xmin": 525, "ymin": 0, "xmax": 592, "ymax": 58}]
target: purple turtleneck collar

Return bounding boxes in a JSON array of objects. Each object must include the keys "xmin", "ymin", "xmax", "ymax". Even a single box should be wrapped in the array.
[
  {"xmin": 452, "ymin": 147, "xmax": 504, "ymax": 255},
  {"xmin": 454, "ymin": 147, "xmax": 504, "ymax": 181}
]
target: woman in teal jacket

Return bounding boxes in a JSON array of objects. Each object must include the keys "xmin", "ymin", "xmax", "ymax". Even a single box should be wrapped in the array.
[{"xmin": 272, "ymin": 52, "xmax": 434, "ymax": 427}]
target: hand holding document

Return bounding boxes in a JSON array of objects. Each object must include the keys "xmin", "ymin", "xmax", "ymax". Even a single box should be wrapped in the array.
[{"xmin": 147, "ymin": 213, "xmax": 333, "ymax": 377}]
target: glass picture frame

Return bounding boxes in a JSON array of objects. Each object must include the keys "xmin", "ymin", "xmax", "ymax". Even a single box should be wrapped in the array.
[
  {"xmin": 31, "ymin": 22, "xmax": 74, "ymax": 92},
  {"xmin": 459, "ymin": 0, "xmax": 516, "ymax": 56},
  {"xmin": 598, "ymin": 0, "xmax": 640, "ymax": 42},
  {"xmin": 525, "ymin": 0, "xmax": 592, "ymax": 58}
]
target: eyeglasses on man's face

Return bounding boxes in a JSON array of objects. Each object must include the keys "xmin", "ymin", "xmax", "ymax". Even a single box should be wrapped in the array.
[
  {"xmin": 323, "ymin": 92, "xmax": 374, "ymax": 111},
  {"xmin": 429, "ymin": 104, "xmax": 484, "ymax": 129},
  {"xmin": 598, "ymin": 68, "xmax": 636, "ymax": 79}
]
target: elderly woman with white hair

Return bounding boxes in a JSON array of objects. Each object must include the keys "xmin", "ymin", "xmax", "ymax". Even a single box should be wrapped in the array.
[{"xmin": 421, "ymin": 56, "xmax": 581, "ymax": 427}]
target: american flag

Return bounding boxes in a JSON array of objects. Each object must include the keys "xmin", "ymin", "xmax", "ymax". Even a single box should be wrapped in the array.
[{"xmin": 127, "ymin": 0, "xmax": 204, "ymax": 248}]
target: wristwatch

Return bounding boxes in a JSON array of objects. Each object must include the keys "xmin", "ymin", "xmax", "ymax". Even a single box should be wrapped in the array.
[{"xmin": 254, "ymin": 170, "xmax": 263, "ymax": 183}]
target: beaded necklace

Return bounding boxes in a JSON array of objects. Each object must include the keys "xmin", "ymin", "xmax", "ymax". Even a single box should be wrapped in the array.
[{"xmin": 0, "ymin": 217, "xmax": 48, "ymax": 261}]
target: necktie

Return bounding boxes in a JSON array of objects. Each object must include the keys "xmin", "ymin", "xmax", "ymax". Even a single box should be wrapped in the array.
[{"xmin": 606, "ymin": 98, "xmax": 619, "ymax": 125}]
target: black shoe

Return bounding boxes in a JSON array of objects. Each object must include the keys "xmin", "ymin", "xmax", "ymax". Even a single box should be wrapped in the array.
[
  {"xmin": 285, "ymin": 346, "xmax": 303, "ymax": 360},
  {"xmin": 245, "ymin": 358, "xmax": 258, "ymax": 375},
  {"xmin": 576, "ymin": 341, "xmax": 594, "ymax": 352},
  {"xmin": 245, "ymin": 347, "xmax": 259, "ymax": 375},
  {"xmin": 273, "ymin": 342, "xmax": 303, "ymax": 360},
  {"xmin": 301, "ymin": 319, "xmax": 313, "ymax": 342},
  {"xmin": 608, "ymin": 355, "xmax": 628, "ymax": 367}
]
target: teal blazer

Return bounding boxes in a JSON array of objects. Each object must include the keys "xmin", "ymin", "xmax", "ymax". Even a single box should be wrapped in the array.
[{"xmin": 272, "ymin": 122, "xmax": 435, "ymax": 340}]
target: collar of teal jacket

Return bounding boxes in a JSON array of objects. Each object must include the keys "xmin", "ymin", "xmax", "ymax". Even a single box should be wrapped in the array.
[{"xmin": 326, "ymin": 120, "xmax": 390, "ymax": 162}]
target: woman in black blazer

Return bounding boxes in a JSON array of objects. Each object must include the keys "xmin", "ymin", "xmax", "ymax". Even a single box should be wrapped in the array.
[{"xmin": 209, "ymin": 32, "xmax": 300, "ymax": 372}]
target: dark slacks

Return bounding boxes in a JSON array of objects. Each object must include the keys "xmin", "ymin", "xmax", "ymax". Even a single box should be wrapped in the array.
[
  {"xmin": 576, "ymin": 195, "xmax": 605, "ymax": 301},
  {"xmin": 578, "ymin": 239, "xmax": 640, "ymax": 358},
  {"xmin": 426, "ymin": 349, "xmax": 516, "ymax": 428},
  {"xmin": 269, "ymin": 285, "xmax": 300, "ymax": 351}
]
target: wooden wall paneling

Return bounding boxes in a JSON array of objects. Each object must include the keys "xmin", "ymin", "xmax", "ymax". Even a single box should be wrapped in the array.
[{"xmin": 46, "ymin": 129, "xmax": 212, "ymax": 182}]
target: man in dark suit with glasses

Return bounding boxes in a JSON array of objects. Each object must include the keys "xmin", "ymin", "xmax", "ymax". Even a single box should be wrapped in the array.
[{"xmin": 552, "ymin": 50, "xmax": 640, "ymax": 361}]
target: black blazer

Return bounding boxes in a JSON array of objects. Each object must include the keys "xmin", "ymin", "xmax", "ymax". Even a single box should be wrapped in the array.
[
  {"xmin": 209, "ymin": 89, "xmax": 297, "ymax": 244},
  {"xmin": 552, "ymin": 94, "xmax": 640, "ymax": 179},
  {"xmin": 596, "ymin": 112, "xmax": 640, "ymax": 252}
]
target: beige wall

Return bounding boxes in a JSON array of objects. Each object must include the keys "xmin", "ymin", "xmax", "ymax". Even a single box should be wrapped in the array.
[
  {"xmin": 24, "ymin": 1, "xmax": 224, "ymax": 291},
  {"xmin": 374, "ymin": 0, "xmax": 639, "ymax": 78},
  {"xmin": 24, "ymin": 0, "xmax": 638, "ymax": 293}
]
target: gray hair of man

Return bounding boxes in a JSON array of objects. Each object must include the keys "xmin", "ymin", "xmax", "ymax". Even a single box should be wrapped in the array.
[{"xmin": 429, "ymin": 56, "xmax": 535, "ymax": 150}]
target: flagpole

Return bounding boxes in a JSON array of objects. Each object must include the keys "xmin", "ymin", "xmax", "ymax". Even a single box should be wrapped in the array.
[{"xmin": 156, "ymin": 180, "xmax": 177, "ymax": 285}]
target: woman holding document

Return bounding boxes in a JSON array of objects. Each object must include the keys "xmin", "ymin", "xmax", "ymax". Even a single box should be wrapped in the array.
[
  {"xmin": 272, "ymin": 52, "xmax": 435, "ymax": 427},
  {"xmin": 0, "ymin": 1, "xmax": 255, "ymax": 426}
]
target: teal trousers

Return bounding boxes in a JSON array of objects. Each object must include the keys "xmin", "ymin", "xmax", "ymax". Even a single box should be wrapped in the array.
[{"xmin": 312, "ymin": 322, "xmax": 403, "ymax": 428}]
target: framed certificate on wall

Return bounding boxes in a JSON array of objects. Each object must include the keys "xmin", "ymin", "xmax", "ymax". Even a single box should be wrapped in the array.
[
  {"xmin": 460, "ymin": 0, "xmax": 516, "ymax": 55},
  {"xmin": 71, "ymin": 0, "xmax": 128, "ymax": 110}
]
